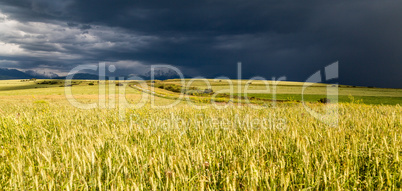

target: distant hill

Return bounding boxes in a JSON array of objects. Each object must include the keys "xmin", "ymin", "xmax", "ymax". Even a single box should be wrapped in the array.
[
  {"xmin": 0, "ymin": 68, "xmax": 102, "ymax": 80},
  {"xmin": 0, "ymin": 68, "xmax": 35, "ymax": 79},
  {"xmin": 0, "ymin": 67, "xmax": 192, "ymax": 81},
  {"xmin": 139, "ymin": 68, "xmax": 192, "ymax": 80},
  {"xmin": 54, "ymin": 73, "xmax": 101, "ymax": 80},
  {"xmin": 24, "ymin": 70, "xmax": 59, "ymax": 79}
]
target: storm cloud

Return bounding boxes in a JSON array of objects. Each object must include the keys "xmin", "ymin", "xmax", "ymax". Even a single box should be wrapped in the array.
[{"xmin": 0, "ymin": 0, "xmax": 401, "ymax": 87}]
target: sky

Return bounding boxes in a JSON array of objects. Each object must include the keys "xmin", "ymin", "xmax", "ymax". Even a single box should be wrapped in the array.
[{"xmin": 0, "ymin": 0, "xmax": 401, "ymax": 88}]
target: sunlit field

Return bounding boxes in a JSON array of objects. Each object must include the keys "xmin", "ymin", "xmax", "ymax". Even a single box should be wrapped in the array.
[{"xmin": 0, "ymin": 80, "xmax": 401, "ymax": 190}]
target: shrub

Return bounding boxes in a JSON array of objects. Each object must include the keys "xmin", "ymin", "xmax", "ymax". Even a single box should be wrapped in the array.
[
  {"xmin": 318, "ymin": 98, "xmax": 330, "ymax": 103},
  {"xmin": 204, "ymin": 89, "xmax": 213, "ymax": 94},
  {"xmin": 38, "ymin": 81, "xmax": 58, "ymax": 85},
  {"xmin": 157, "ymin": 83, "xmax": 183, "ymax": 93},
  {"xmin": 165, "ymin": 85, "xmax": 181, "ymax": 93}
]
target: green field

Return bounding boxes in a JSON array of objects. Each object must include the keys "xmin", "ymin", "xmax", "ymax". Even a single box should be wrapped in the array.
[
  {"xmin": 155, "ymin": 79, "xmax": 402, "ymax": 105},
  {"xmin": 0, "ymin": 79, "xmax": 401, "ymax": 190}
]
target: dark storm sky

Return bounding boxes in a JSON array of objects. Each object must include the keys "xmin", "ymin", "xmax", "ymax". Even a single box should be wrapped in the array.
[{"xmin": 0, "ymin": 0, "xmax": 401, "ymax": 88}]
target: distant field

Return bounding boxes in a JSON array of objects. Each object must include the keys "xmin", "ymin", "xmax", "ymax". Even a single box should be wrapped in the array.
[
  {"xmin": 160, "ymin": 79, "xmax": 402, "ymax": 105},
  {"xmin": 233, "ymin": 93, "xmax": 402, "ymax": 105},
  {"xmin": 1, "ymin": 79, "xmax": 401, "ymax": 104},
  {"xmin": 0, "ymin": 79, "xmax": 401, "ymax": 190}
]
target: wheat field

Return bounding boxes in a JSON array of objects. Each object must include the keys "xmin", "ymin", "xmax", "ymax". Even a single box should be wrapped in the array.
[
  {"xmin": 1, "ymin": 102, "xmax": 401, "ymax": 190},
  {"xmin": 0, "ymin": 80, "xmax": 401, "ymax": 190}
]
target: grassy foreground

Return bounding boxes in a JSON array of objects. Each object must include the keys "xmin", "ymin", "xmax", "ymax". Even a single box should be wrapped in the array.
[
  {"xmin": 1, "ymin": 102, "xmax": 401, "ymax": 190},
  {"xmin": 0, "ymin": 80, "xmax": 401, "ymax": 190}
]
